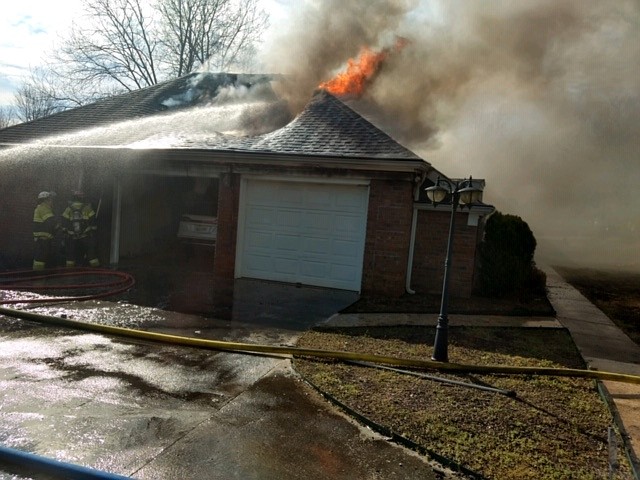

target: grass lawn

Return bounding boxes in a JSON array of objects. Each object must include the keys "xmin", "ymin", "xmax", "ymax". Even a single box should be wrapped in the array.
[{"xmin": 294, "ymin": 266, "xmax": 640, "ymax": 479}]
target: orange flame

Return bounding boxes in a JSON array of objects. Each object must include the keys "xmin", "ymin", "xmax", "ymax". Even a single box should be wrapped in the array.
[
  {"xmin": 319, "ymin": 47, "xmax": 387, "ymax": 97},
  {"xmin": 319, "ymin": 38, "xmax": 409, "ymax": 97}
]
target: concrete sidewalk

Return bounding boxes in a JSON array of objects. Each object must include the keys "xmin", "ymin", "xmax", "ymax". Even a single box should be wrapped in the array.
[{"xmin": 543, "ymin": 266, "xmax": 640, "ymax": 475}]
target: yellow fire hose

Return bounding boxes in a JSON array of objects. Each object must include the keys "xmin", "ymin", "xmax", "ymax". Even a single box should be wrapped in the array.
[{"xmin": 1, "ymin": 305, "xmax": 640, "ymax": 385}]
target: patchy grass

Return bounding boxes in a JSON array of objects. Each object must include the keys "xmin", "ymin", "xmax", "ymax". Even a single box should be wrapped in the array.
[{"xmin": 294, "ymin": 326, "xmax": 633, "ymax": 480}]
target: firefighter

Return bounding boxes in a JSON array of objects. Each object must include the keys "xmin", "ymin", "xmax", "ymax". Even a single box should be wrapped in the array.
[
  {"xmin": 62, "ymin": 191, "xmax": 100, "ymax": 267},
  {"xmin": 33, "ymin": 191, "xmax": 60, "ymax": 270}
]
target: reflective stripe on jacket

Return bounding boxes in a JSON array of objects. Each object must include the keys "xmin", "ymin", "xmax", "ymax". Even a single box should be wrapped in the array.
[{"xmin": 33, "ymin": 203, "xmax": 57, "ymax": 240}]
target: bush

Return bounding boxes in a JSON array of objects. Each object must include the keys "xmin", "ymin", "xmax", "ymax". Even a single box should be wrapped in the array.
[
  {"xmin": 527, "ymin": 264, "xmax": 548, "ymax": 296},
  {"xmin": 479, "ymin": 211, "xmax": 539, "ymax": 297}
]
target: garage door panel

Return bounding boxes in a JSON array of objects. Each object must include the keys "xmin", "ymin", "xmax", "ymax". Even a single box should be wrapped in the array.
[
  {"xmin": 274, "ymin": 233, "xmax": 300, "ymax": 252},
  {"xmin": 334, "ymin": 215, "xmax": 365, "ymax": 238},
  {"xmin": 303, "ymin": 236, "xmax": 331, "ymax": 254},
  {"xmin": 246, "ymin": 231, "xmax": 274, "ymax": 249},
  {"xmin": 247, "ymin": 207, "xmax": 276, "ymax": 226},
  {"xmin": 303, "ymin": 212, "xmax": 332, "ymax": 233},
  {"xmin": 243, "ymin": 254, "xmax": 273, "ymax": 273},
  {"xmin": 247, "ymin": 182, "xmax": 278, "ymax": 204},
  {"xmin": 240, "ymin": 180, "xmax": 368, "ymax": 291},
  {"xmin": 278, "ymin": 186, "xmax": 305, "ymax": 206},
  {"xmin": 276, "ymin": 209, "xmax": 302, "ymax": 228},
  {"xmin": 300, "ymin": 259, "xmax": 329, "ymax": 279},
  {"xmin": 334, "ymin": 191, "xmax": 367, "ymax": 211},
  {"xmin": 306, "ymin": 191, "xmax": 335, "ymax": 210},
  {"xmin": 273, "ymin": 257, "xmax": 299, "ymax": 275},
  {"xmin": 332, "ymin": 238, "xmax": 361, "ymax": 258}
]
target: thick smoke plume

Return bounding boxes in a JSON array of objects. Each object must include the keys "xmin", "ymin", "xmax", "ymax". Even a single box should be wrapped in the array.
[{"xmin": 264, "ymin": 0, "xmax": 640, "ymax": 269}]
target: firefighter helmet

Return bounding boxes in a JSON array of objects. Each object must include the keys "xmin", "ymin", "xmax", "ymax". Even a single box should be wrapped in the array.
[{"xmin": 38, "ymin": 191, "xmax": 56, "ymax": 200}]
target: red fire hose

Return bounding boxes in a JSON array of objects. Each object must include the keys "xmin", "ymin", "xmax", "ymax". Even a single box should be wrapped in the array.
[{"xmin": 0, "ymin": 268, "xmax": 135, "ymax": 304}]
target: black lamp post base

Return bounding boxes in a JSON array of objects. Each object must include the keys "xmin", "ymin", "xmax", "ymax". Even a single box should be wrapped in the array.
[{"xmin": 431, "ymin": 316, "xmax": 449, "ymax": 362}]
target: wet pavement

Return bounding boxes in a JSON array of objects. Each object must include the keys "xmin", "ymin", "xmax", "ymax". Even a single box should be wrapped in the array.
[{"xmin": 0, "ymin": 280, "xmax": 442, "ymax": 479}]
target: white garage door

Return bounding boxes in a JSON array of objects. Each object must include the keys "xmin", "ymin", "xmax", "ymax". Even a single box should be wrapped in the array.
[{"xmin": 238, "ymin": 179, "xmax": 369, "ymax": 291}]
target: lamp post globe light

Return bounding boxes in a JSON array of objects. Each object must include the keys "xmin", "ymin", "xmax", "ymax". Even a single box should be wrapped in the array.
[{"xmin": 425, "ymin": 176, "xmax": 483, "ymax": 362}]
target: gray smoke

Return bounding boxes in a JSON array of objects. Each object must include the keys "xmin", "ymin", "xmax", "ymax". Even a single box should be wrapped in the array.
[
  {"xmin": 263, "ymin": 0, "xmax": 419, "ymax": 111},
  {"xmin": 264, "ymin": 0, "xmax": 640, "ymax": 269}
]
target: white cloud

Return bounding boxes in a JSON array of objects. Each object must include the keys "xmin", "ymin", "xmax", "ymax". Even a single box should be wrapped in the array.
[{"xmin": 0, "ymin": 0, "xmax": 83, "ymax": 105}]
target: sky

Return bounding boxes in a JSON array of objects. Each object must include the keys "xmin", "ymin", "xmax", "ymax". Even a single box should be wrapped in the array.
[
  {"xmin": 0, "ymin": 0, "xmax": 80, "ymax": 106},
  {"xmin": 0, "ymin": 0, "xmax": 290, "ymax": 108}
]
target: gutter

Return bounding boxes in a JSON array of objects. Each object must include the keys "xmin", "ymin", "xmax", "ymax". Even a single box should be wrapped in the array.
[
  {"xmin": 155, "ymin": 149, "xmax": 432, "ymax": 174},
  {"xmin": 0, "ymin": 143, "xmax": 432, "ymax": 175}
]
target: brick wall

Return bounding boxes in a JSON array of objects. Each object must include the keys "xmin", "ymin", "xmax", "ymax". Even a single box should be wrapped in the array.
[
  {"xmin": 411, "ymin": 209, "xmax": 479, "ymax": 298},
  {"xmin": 361, "ymin": 179, "xmax": 414, "ymax": 297},
  {"xmin": 212, "ymin": 172, "xmax": 239, "ymax": 316}
]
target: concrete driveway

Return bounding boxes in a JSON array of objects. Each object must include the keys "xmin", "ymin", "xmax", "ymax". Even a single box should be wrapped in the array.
[{"xmin": 0, "ymin": 279, "xmax": 440, "ymax": 479}]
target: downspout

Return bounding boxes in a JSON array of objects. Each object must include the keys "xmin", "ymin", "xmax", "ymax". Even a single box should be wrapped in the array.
[
  {"xmin": 470, "ymin": 203, "xmax": 497, "ymax": 293},
  {"xmin": 406, "ymin": 170, "xmax": 428, "ymax": 294},
  {"xmin": 482, "ymin": 207, "xmax": 497, "ymax": 224},
  {"xmin": 109, "ymin": 178, "xmax": 122, "ymax": 266},
  {"xmin": 77, "ymin": 168, "xmax": 85, "ymax": 191}
]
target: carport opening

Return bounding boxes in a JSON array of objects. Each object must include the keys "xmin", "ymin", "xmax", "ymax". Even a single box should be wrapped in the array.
[
  {"xmin": 113, "ymin": 175, "xmax": 219, "ymax": 313},
  {"xmin": 118, "ymin": 175, "xmax": 218, "ymax": 257}
]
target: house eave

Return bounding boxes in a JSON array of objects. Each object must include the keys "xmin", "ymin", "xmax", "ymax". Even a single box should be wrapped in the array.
[
  {"xmin": 0, "ymin": 142, "xmax": 431, "ymax": 174},
  {"xmin": 149, "ymin": 148, "xmax": 431, "ymax": 173}
]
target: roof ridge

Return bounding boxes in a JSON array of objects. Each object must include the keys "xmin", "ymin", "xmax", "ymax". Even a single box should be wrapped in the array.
[
  {"xmin": 245, "ymin": 89, "xmax": 421, "ymax": 160},
  {"xmin": 316, "ymin": 90, "xmax": 417, "ymax": 157}
]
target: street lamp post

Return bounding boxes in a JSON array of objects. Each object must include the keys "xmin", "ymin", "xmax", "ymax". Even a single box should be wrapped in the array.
[{"xmin": 425, "ymin": 176, "xmax": 483, "ymax": 362}]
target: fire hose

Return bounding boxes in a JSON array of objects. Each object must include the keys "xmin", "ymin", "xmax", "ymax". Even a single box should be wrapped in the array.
[
  {"xmin": 0, "ymin": 267, "xmax": 135, "ymax": 304},
  {"xmin": 0, "ymin": 303, "xmax": 639, "ymax": 385}
]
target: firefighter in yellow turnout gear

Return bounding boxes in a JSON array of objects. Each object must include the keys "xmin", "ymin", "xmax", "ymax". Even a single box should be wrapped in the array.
[
  {"xmin": 33, "ymin": 191, "xmax": 61, "ymax": 270},
  {"xmin": 62, "ymin": 191, "xmax": 100, "ymax": 267}
]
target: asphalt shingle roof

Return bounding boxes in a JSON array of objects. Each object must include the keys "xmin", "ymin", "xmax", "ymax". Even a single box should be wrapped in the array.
[
  {"xmin": 0, "ymin": 72, "xmax": 270, "ymax": 144},
  {"xmin": 0, "ymin": 73, "xmax": 422, "ymax": 161},
  {"xmin": 249, "ymin": 91, "xmax": 420, "ymax": 159}
]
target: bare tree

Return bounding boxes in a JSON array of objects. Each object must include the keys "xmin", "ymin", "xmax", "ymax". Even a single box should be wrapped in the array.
[
  {"xmin": 158, "ymin": 0, "xmax": 268, "ymax": 76},
  {"xmin": 57, "ymin": 0, "xmax": 161, "ymax": 92},
  {"xmin": 13, "ymin": 69, "xmax": 67, "ymax": 123},
  {"xmin": 12, "ymin": 67, "xmax": 81, "ymax": 122},
  {"xmin": 0, "ymin": 106, "xmax": 15, "ymax": 128},
  {"xmin": 52, "ymin": 0, "xmax": 267, "ymax": 97},
  {"xmin": 14, "ymin": 84, "xmax": 59, "ymax": 122}
]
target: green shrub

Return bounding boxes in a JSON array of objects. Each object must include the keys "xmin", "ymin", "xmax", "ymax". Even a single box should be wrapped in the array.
[{"xmin": 479, "ymin": 211, "xmax": 539, "ymax": 297}]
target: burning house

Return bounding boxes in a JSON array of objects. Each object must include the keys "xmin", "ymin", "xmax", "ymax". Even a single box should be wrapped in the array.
[{"xmin": 0, "ymin": 70, "xmax": 493, "ymax": 314}]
